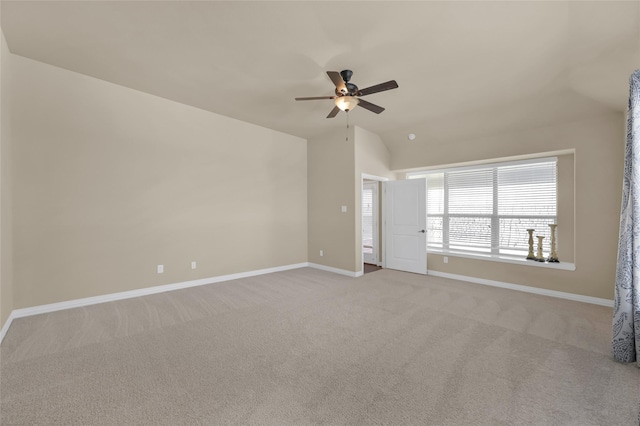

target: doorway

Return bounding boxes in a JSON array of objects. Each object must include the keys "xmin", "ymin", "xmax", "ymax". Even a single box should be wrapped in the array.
[
  {"xmin": 361, "ymin": 174, "xmax": 388, "ymax": 274},
  {"xmin": 363, "ymin": 180, "xmax": 379, "ymax": 267}
]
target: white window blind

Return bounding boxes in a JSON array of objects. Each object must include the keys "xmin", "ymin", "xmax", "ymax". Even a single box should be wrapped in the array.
[{"xmin": 409, "ymin": 157, "xmax": 557, "ymax": 258}]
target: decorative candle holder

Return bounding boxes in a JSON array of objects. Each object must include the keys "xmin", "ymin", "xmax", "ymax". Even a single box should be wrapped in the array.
[
  {"xmin": 526, "ymin": 229, "xmax": 536, "ymax": 260},
  {"xmin": 547, "ymin": 224, "xmax": 559, "ymax": 263},
  {"xmin": 536, "ymin": 235, "xmax": 545, "ymax": 262}
]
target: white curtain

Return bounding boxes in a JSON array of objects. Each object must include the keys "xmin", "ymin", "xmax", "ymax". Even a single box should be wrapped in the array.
[{"xmin": 613, "ymin": 69, "xmax": 640, "ymax": 367}]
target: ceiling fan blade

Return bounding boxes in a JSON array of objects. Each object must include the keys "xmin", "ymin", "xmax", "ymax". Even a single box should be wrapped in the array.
[
  {"xmin": 357, "ymin": 98, "xmax": 385, "ymax": 114},
  {"xmin": 327, "ymin": 71, "xmax": 347, "ymax": 94},
  {"xmin": 295, "ymin": 96, "xmax": 335, "ymax": 101},
  {"xmin": 326, "ymin": 106, "xmax": 340, "ymax": 118},
  {"xmin": 357, "ymin": 80, "xmax": 399, "ymax": 97}
]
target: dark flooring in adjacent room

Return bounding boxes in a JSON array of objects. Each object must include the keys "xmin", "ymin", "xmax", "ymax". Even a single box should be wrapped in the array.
[{"xmin": 363, "ymin": 263, "xmax": 382, "ymax": 274}]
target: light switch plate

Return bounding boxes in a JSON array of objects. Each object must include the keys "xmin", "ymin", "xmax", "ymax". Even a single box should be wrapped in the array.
[{"xmin": 341, "ymin": 205, "xmax": 347, "ymax": 213}]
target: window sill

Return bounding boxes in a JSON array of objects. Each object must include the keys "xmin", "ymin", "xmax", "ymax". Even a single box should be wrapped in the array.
[{"xmin": 428, "ymin": 250, "xmax": 576, "ymax": 271}]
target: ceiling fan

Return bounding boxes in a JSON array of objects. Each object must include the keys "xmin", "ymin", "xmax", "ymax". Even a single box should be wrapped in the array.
[{"xmin": 295, "ymin": 70, "xmax": 398, "ymax": 118}]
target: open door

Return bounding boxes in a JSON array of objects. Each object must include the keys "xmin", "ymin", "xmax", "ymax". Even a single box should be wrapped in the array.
[{"xmin": 383, "ymin": 179, "xmax": 427, "ymax": 274}]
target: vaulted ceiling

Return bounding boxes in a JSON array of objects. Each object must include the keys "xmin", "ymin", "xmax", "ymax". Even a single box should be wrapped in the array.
[{"xmin": 2, "ymin": 1, "xmax": 639, "ymax": 152}]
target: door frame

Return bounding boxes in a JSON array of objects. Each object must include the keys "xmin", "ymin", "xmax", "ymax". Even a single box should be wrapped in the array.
[{"xmin": 361, "ymin": 173, "xmax": 389, "ymax": 271}]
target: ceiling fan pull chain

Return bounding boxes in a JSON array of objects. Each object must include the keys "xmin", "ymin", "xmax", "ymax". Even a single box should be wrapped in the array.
[{"xmin": 346, "ymin": 111, "xmax": 349, "ymax": 142}]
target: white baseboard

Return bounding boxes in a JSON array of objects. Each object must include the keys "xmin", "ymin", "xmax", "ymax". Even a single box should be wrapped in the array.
[
  {"xmin": 0, "ymin": 265, "xmax": 613, "ymax": 345},
  {"xmin": 0, "ymin": 262, "xmax": 310, "ymax": 345},
  {"xmin": 308, "ymin": 262, "xmax": 363, "ymax": 277},
  {"xmin": 0, "ymin": 310, "xmax": 17, "ymax": 345},
  {"xmin": 16, "ymin": 262, "xmax": 613, "ymax": 344},
  {"xmin": 428, "ymin": 270, "xmax": 614, "ymax": 307},
  {"xmin": 0, "ymin": 262, "xmax": 367, "ymax": 345}
]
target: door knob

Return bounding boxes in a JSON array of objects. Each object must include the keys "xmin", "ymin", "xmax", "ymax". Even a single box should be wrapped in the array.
[{"xmin": 419, "ymin": 229, "xmax": 426, "ymax": 233}]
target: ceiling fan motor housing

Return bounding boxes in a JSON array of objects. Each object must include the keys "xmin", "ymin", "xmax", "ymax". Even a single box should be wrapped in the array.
[
  {"xmin": 336, "ymin": 69, "xmax": 358, "ymax": 95},
  {"xmin": 340, "ymin": 69, "xmax": 353, "ymax": 83},
  {"xmin": 335, "ymin": 83, "xmax": 359, "ymax": 96}
]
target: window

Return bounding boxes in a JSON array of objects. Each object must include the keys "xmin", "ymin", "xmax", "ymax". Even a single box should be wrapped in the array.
[{"xmin": 408, "ymin": 157, "xmax": 557, "ymax": 259}]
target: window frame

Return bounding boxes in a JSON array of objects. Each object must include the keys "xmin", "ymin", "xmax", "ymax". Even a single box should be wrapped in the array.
[{"xmin": 407, "ymin": 156, "xmax": 568, "ymax": 267}]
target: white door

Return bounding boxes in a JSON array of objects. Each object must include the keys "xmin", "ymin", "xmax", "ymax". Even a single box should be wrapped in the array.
[
  {"xmin": 384, "ymin": 179, "xmax": 427, "ymax": 274},
  {"xmin": 362, "ymin": 182, "xmax": 378, "ymax": 265}
]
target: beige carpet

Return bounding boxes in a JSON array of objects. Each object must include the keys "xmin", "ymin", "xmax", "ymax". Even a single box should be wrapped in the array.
[{"xmin": 1, "ymin": 268, "xmax": 638, "ymax": 425}]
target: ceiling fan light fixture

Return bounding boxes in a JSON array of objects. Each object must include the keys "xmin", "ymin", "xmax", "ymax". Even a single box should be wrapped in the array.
[{"xmin": 335, "ymin": 96, "xmax": 359, "ymax": 112}]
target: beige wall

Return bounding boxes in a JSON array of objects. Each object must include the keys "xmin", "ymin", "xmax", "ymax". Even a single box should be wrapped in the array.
[
  {"xmin": 0, "ymin": 25, "xmax": 13, "ymax": 327},
  {"xmin": 557, "ymin": 154, "xmax": 575, "ymax": 263},
  {"xmin": 307, "ymin": 125, "xmax": 394, "ymax": 274},
  {"xmin": 11, "ymin": 55, "xmax": 307, "ymax": 308},
  {"xmin": 354, "ymin": 126, "xmax": 394, "ymax": 271},
  {"xmin": 307, "ymin": 127, "xmax": 356, "ymax": 271},
  {"xmin": 391, "ymin": 113, "xmax": 624, "ymax": 300}
]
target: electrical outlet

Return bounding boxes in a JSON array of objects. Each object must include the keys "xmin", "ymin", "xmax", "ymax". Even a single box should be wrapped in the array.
[
  {"xmin": 157, "ymin": 264, "xmax": 164, "ymax": 273},
  {"xmin": 320, "ymin": 250, "xmax": 324, "ymax": 257},
  {"xmin": 191, "ymin": 261, "xmax": 197, "ymax": 270},
  {"xmin": 443, "ymin": 257, "xmax": 448, "ymax": 264}
]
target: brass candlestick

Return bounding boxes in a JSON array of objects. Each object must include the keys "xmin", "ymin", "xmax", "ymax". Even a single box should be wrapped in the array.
[
  {"xmin": 536, "ymin": 235, "xmax": 545, "ymax": 262},
  {"xmin": 547, "ymin": 224, "xmax": 559, "ymax": 263},
  {"xmin": 526, "ymin": 229, "xmax": 536, "ymax": 260}
]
